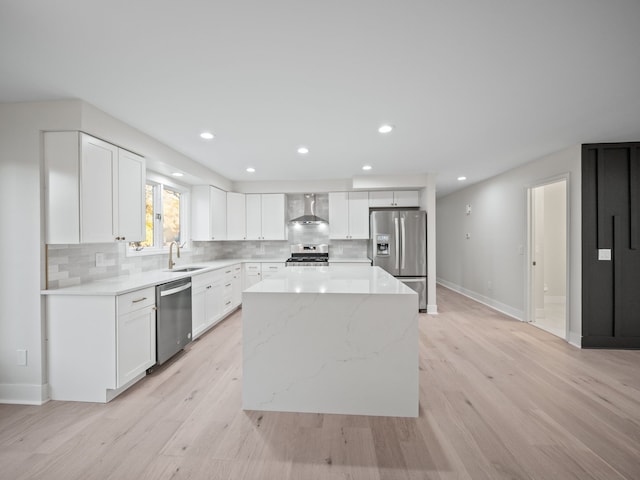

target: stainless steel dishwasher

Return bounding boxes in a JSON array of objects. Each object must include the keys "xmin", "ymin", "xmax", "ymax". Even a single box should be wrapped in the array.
[{"xmin": 155, "ymin": 277, "xmax": 192, "ymax": 365}]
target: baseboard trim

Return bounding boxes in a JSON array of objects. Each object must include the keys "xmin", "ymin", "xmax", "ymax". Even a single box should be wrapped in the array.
[
  {"xmin": 436, "ymin": 278, "xmax": 524, "ymax": 321},
  {"xmin": 568, "ymin": 331, "xmax": 582, "ymax": 348},
  {"xmin": 0, "ymin": 383, "xmax": 49, "ymax": 405}
]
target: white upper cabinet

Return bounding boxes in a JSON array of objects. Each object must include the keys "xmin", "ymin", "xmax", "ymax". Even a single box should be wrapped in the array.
[
  {"xmin": 226, "ymin": 192, "xmax": 246, "ymax": 240},
  {"xmin": 368, "ymin": 190, "xmax": 419, "ymax": 207},
  {"xmin": 45, "ymin": 131, "xmax": 145, "ymax": 244},
  {"xmin": 329, "ymin": 192, "xmax": 370, "ymax": 239},
  {"xmin": 116, "ymin": 148, "xmax": 146, "ymax": 242},
  {"xmin": 192, "ymin": 185, "xmax": 227, "ymax": 241},
  {"xmin": 245, "ymin": 193, "xmax": 286, "ymax": 240}
]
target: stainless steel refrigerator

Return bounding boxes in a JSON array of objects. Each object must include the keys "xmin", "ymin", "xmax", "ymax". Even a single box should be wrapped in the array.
[{"xmin": 369, "ymin": 210, "xmax": 427, "ymax": 310}]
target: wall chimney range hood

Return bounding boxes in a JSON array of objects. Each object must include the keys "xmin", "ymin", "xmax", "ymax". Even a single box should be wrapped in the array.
[{"xmin": 290, "ymin": 194, "xmax": 328, "ymax": 225}]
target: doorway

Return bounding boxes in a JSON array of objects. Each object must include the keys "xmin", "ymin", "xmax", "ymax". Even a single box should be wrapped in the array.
[{"xmin": 528, "ymin": 178, "xmax": 568, "ymax": 339}]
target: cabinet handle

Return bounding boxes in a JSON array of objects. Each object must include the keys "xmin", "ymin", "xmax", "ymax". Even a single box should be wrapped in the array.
[
  {"xmin": 225, "ymin": 270, "xmax": 231, "ymax": 274},
  {"xmin": 225, "ymin": 283, "xmax": 231, "ymax": 287},
  {"xmin": 152, "ymin": 306, "xmax": 158, "ymax": 311},
  {"xmin": 206, "ymin": 285, "xmax": 212, "ymax": 289},
  {"xmin": 132, "ymin": 297, "xmax": 147, "ymax": 303},
  {"xmin": 225, "ymin": 301, "xmax": 231, "ymax": 305}
]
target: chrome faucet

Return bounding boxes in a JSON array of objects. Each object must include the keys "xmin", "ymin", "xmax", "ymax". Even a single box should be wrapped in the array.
[{"xmin": 168, "ymin": 241, "xmax": 181, "ymax": 269}]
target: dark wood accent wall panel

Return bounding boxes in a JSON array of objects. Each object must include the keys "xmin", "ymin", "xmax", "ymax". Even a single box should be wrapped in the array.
[{"xmin": 582, "ymin": 143, "xmax": 640, "ymax": 348}]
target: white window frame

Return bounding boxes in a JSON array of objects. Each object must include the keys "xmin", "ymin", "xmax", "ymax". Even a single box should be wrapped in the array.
[{"xmin": 127, "ymin": 174, "xmax": 191, "ymax": 256}]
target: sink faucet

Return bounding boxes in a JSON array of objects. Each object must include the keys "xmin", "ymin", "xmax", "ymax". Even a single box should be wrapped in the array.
[{"xmin": 168, "ymin": 241, "xmax": 181, "ymax": 269}]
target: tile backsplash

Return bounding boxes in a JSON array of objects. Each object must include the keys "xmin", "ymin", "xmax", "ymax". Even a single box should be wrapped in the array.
[{"xmin": 46, "ymin": 237, "xmax": 369, "ymax": 289}]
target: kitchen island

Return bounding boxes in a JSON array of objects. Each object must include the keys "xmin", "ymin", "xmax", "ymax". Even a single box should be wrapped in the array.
[{"xmin": 242, "ymin": 266, "xmax": 419, "ymax": 417}]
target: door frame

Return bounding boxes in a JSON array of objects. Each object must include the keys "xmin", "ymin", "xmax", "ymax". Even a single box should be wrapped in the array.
[{"xmin": 525, "ymin": 173, "xmax": 571, "ymax": 341}]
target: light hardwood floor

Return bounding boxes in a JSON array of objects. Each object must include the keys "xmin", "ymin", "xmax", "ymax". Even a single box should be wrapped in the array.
[{"xmin": 2, "ymin": 286, "xmax": 639, "ymax": 480}]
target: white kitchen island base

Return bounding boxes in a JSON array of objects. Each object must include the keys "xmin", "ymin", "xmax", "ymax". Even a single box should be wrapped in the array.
[{"xmin": 242, "ymin": 266, "xmax": 419, "ymax": 418}]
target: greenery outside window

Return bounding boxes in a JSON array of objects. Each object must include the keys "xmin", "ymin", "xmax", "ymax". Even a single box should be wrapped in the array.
[{"xmin": 129, "ymin": 180, "xmax": 189, "ymax": 254}]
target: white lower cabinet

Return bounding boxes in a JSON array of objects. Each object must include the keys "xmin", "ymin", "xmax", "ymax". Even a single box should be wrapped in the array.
[
  {"xmin": 192, "ymin": 269, "xmax": 225, "ymax": 339},
  {"xmin": 232, "ymin": 264, "xmax": 242, "ymax": 307},
  {"xmin": 261, "ymin": 262, "xmax": 285, "ymax": 279},
  {"xmin": 243, "ymin": 263, "xmax": 262, "ymax": 289},
  {"xmin": 192, "ymin": 264, "xmax": 242, "ymax": 340},
  {"xmin": 116, "ymin": 289, "xmax": 156, "ymax": 387},
  {"xmin": 47, "ymin": 286, "xmax": 156, "ymax": 403}
]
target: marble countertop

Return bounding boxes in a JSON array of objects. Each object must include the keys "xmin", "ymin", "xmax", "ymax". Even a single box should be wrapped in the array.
[
  {"xmin": 42, "ymin": 257, "xmax": 375, "ymax": 296},
  {"xmin": 244, "ymin": 265, "xmax": 416, "ymax": 295},
  {"xmin": 41, "ymin": 258, "xmax": 286, "ymax": 296},
  {"xmin": 328, "ymin": 257, "xmax": 372, "ymax": 263}
]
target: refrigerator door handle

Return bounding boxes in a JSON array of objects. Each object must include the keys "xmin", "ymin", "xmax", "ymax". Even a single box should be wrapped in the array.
[
  {"xmin": 394, "ymin": 217, "xmax": 400, "ymax": 270},
  {"xmin": 401, "ymin": 216, "xmax": 406, "ymax": 270}
]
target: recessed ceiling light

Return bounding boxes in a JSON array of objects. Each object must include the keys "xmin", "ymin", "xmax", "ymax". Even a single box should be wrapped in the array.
[
  {"xmin": 297, "ymin": 147, "xmax": 309, "ymax": 154},
  {"xmin": 378, "ymin": 124, "xmax": 394, "ymax": 134},
  {"xmin": 457, "ymin": 176, "xmax": 467, "ymax": 181},
  {"xmin": 171, "ymin": 172, "xmax": 184, "ymax": 177},
  {"xmin": 200, "ymin": 132, "xmax": 214, "ymax": 140},
  {"xmin": 246, "ymin": 167, "xmax": 255, "ymax": 173},
  {"xmin": 362, "ymin": 165, "xmax": 372, "ymax": 171}
]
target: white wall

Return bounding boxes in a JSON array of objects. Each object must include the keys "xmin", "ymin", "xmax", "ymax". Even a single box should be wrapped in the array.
[
  {"xmin": 436, "ymin": 146, "xmax": 581, "ymax": 345},
  {"xmin": 0, "ymin": 101, "xmax": 81, "ymax": 404}
]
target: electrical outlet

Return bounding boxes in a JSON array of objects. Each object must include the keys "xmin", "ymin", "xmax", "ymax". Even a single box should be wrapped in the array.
[
  {"xmin": 96, "ymin": 253, "xmax": 106, "ymax": 267},
  {"xmin": 17, "ymin": 349, "xmax": 27, "ymax": 366},
  {"xmin": 465, "ymin": 233, "xmax": 471, "ymax": 240},
  {"xmin": 487, "ymin": 280, "xmax": 493, "ymax": 290}
]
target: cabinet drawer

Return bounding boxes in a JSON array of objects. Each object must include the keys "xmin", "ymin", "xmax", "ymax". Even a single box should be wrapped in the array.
[
  {"xmin": 244, "ymin": 263, "xmax": 261, "ymax": 272},
  {"xmin": 117, "ymin": 287, "xmax": 155, "ymax": 315},
  {"xmin": 192, "ymin": 269, "xmax": 224, "ymax": 289}
]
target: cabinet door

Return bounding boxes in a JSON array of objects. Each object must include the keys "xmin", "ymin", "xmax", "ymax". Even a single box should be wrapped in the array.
[
  {"xmin": 245, "ymin": 194, "xmax": 262, "ymax": 240},
  {"xmin": 232, "ymin": 265, "xmax": 242, "ymax": 307},
  {"xmin": 117, "ymin": 304, "xmax": 156, "ymax": 387},
  {"xmin": 227, "ymin": 192, "xmax": 246, "ymax": 240},
  {"xmin": 192, "ymin": 185, "xmax": 227, "ymax": 240},
  {"xmin": 192, "ymin": 286, "xmax": 207, "ymax": 338},
  {"xmin": 394, "ymin": 190, "xmax": 419, "ymax": 207},
  {"xmin": 329, "ymin": 192, "xmax": 349, "ymax": 239},
  {"xmin": 208, "ymin": 277, "xmax": 225, "ymax": 326},
  {"xmin": 117, "ymin": 149, "xmax": 145, "ymax": 242},
  {"xmin": 368, "ymin": 191, "xmax": 394, "ymax": 207},
  {"xmin": 261, "ymin": 194, "xmax": 285, "ymax": 240},
  {"xmin": 210, "ymin": 186, "xmax": 227, "ymax": 240},
  {"xmin": 191, "ymin": 185, "xmax": 211, "ymax": 241},
  {"xmin": 80, "ymin": 134, "xmax": 118, "ymax": 243},
  {"xmin": 348, "ymin": 192, "xmax": 370, "ymax": 239},
  {"xmin": 243, "ymin": 263, "xmax": 262, "ymax": 288}
]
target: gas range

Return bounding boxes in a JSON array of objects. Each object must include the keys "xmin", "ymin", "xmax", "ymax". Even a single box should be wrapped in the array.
[{"xmin": 285, "ymin": 244, "xmax": 329, "ymax": 267}]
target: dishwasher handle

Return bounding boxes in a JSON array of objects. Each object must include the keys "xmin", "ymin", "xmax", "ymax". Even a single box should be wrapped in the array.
[{"xmin": 159, "ymin": 282, "xmax": 192, "ymax": 297}]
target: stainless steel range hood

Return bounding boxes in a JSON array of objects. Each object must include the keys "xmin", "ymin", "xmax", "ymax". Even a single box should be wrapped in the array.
[{"xmin": 289, "ymin": 194, "xmax": 328, "ymax": 225}]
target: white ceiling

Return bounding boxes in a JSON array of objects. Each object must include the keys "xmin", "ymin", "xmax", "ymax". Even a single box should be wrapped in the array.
[{"xmin": 2, "ymin": 1, "xmax": 640, "ymax": 197}]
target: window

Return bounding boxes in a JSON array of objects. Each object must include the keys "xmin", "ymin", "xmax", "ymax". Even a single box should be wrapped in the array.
[{"xmin": 129, "ymin": 181, "xmax": 189, "ymax": 254}]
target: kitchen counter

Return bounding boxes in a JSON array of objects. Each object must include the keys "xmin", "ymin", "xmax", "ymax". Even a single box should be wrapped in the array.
[
  {"xmin": 328, "ymin": 257, "xmax": 372, "ymax": 264},
  {"xmin": 41, "ymin": 258, "xmax": 287, "ymax": 296},
  {"xmin": 245, "ymin": 265, "xmax": 408, "ymax": 295},
  {"xmin": 242, "ymin": 266, "xmax": 419, "ymax": 417}
]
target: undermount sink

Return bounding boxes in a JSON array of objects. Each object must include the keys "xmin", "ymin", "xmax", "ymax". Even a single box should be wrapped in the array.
[{"xmin": 167, "ymin": 266, "xmax": 206, "ymax": 273}]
